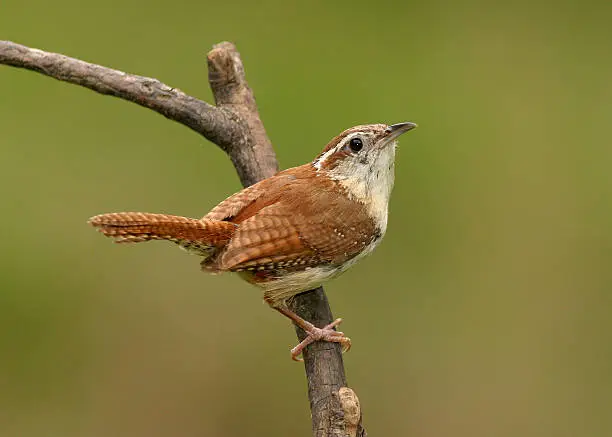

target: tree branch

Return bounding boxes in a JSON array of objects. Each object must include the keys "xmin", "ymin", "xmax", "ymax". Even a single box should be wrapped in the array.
[
  {"xmin": 206, "ymin": 42, "xmax": 278, "ymax": 187},
  {"xmin": 291, "ymin": 289, "xmax": 365, "ymax": 437},
  {"xmin": 0, "ymin": 39, "xmax": 365, "ymax": 437}
]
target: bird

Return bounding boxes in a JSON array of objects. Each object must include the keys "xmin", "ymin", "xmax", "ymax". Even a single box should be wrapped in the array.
[{"xmin": 89, "ymin": 122, "xmax": 417, "ymax": 360}]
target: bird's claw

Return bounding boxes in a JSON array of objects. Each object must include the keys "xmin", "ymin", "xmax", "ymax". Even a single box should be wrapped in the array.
[{"xmin": 291, "ymin": 318, "xmax": 352, "ymax": 361}]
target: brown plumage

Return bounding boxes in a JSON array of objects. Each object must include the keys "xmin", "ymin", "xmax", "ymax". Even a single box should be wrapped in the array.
[
  {"xmin": 88, "ymin": 212, "xmax": 236, "ymax": 254},
  {"xmin": 90, "ymin": 166, "xmax": 376, "ymax": 292},
  {"xmin": 205, "ymin": 166, "xmax": 377, "ymax": 272},
  {"xmin": 89, "ymin": 122, "xmax": 417, "ymax": 360}
]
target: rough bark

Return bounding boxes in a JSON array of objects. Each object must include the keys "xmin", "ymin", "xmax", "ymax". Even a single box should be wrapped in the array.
[
  {"xmin": 291, "ymin": 289, "xmax": 365, "ymax": 437},
  {"xmin": 0, "ymin": 39, "xmax": 365, "ymax": 437}
]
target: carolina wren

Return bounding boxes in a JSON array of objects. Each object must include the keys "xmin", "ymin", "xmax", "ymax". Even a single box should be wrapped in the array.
[{"xmin": 89, "ymin": 122, "xmax": 417, "ymax": 360}]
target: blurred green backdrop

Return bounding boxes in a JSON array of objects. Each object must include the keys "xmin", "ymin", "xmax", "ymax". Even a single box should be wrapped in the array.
[{"xmin": 1, "ymin": 0, "xmax": 611, "ymax": 436}]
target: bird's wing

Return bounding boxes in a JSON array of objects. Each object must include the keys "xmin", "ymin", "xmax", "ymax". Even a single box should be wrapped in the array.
[
  {"xmin": 203, "ymin": 170, "xmax": 298, "ymax": 222},
  {"xmin": 216, "ymin": 174, "xmax": 377, "ymax": 272}
]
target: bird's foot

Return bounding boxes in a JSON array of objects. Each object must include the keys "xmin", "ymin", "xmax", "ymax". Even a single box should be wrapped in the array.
[{"xmin": 290, "ymin": 318, "xmax": 352, "ymax": 362}]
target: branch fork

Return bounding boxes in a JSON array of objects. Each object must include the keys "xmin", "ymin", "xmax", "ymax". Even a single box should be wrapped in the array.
[{"xmin": 0, "ymin": 39, "xmax": 365, "ymax": 437}]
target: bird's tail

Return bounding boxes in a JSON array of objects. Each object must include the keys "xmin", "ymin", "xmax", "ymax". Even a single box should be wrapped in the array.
[{"xmin": 88, "ymin": 212, "xmax": 236, "ymax": 255}]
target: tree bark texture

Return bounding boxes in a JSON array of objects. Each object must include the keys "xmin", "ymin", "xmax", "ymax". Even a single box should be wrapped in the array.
[{"xmin": 0, "ymin": 40, "xmax": 365, "ymax": 437}]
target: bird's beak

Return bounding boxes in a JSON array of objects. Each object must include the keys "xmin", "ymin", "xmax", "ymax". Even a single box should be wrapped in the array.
[{"xmin": 386, "ymin": 122, "xmax": 418, "ymax": 141}]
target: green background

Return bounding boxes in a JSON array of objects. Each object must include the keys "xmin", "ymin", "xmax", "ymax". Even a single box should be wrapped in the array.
[{"xmin": 1, "ymin": 1, "xmax": 611, "ymax": 436}]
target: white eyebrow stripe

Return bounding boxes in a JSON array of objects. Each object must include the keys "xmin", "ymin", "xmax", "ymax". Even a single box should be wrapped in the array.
[
  {"xmin": 313, "ymin": 132, "xmax": 367, "ymax": 170},
  {"xmin": 314, "ymin": 145, "xmax": 339, "ymax": 169}
]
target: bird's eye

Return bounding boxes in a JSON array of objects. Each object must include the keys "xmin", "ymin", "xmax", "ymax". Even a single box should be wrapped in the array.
[{"xmin": 348, "ymin": 137, "xmax": 363, "ymax": 153}]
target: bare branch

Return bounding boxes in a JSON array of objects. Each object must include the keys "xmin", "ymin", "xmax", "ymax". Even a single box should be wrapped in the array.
[
  {"xmin": 0, "ymin": 39, "xmax": 365, "ymax": 437},
  {"xmin": 0, "ymin": 41, "xmax": 232, "ymax": 160},
  {"xmin": 206, "ymin": 42, "xmax": 278, "ymax": 187},
  {"xmin": 291, "ymin": 289, "xmax": 366, "ymax": 437}
]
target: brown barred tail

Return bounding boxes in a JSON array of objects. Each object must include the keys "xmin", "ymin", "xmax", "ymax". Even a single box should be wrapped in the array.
[{"xmin": 88, "ymin": 212, "xmax": 236, "ymax": 255}]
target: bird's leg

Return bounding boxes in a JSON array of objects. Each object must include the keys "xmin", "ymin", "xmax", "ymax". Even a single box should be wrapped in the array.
[{"xmin": 274, "ymin": 306, "xmax": 352, "ymax": 361}]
